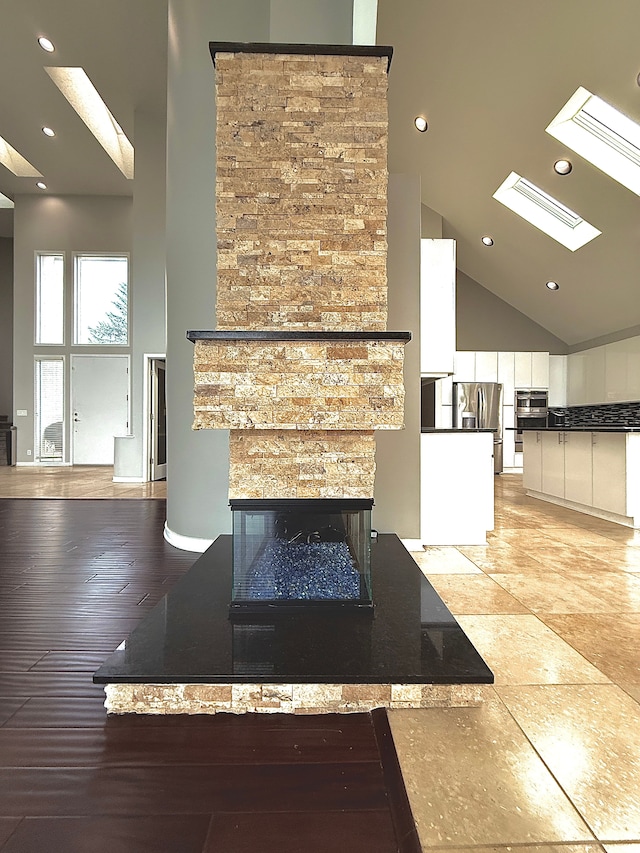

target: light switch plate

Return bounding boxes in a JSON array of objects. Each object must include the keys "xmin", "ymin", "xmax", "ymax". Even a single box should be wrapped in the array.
[{"xmin": 16, "ymin": 409, "xmax": 27, "ymax": 416}]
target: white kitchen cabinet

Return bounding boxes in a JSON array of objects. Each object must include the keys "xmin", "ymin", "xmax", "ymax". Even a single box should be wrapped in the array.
[
  {"xmin": 453, "ymin": 351, "xmax": 475, "ymax": 381},
  {"xmin": 531, "ymin": 352, "xmax": 550, "ymax": 388},
  {"xmin": 420, "ymin": 239, "xmax": 456, "ymax": 376},
  {"xmin": 514, "ymin": 352, "xmax": 532, "ymax": 388},
  {"xmin": 585, "ymin": 346, "xmax": 607, "ymax": 404},
  {"xmin": 627, "ymin": 336, "xmax": 640, "ymax": 400},
  {"xmin": 592, "ymin": 433, "xmax": 627, "ymax": 515},
  {"xmin": 605, "ymin": 335, "xmax": 640, "ymax": 403},
  {"xmin": 523, "ymin": 430, "xmax": 639, "ymax": 528},
  {"xmin": 475, "ymin": 351, "xmax": 498, "ymax": 382},
  {"xmin": 541, "ymin": 431, "xmax": 565, "ymax": 498},
  {"xmin": 567, "ymin": 352, "xmax": 587, "ymax": 405},
  {"xmin": 564, "ymin": 432, "xmax": 593, "ymax": 505},
  {"xmin": 548, "ymin": 355, "xmax": 567, "ymax": 407},
  {"xmin": 498, "ymin": 352, "xmax": 515, "ymax": 403},
  {"xmin": 605, "ymin": 340, "xmax": 627, "ymax": 402},
  {"xmin": 522, "ymin": 431, "xmax": 542, "ymax": 491}
]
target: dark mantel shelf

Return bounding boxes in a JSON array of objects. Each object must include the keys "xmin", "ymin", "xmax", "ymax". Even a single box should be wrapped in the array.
[
  {"xmin": 209, "ymin": 42, "xmax": 393, "ymax": 71},
  {"xmin": 187, "ymin": 330, "xmax": 411, "ymax": 343},
  {"xmin": 506, "ymin": 426, "xmax": 640, "ymax": 433}
]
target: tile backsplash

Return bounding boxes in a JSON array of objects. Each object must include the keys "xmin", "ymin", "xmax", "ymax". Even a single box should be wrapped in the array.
[{"xmin": 551, "ymin": 400, "xmax": 640, "ymax": 427}]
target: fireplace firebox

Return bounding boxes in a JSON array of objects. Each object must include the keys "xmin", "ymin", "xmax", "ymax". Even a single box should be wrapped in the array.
[{"xmin": 230, "ymin": 499, "xmax": 373, "ymax": 612}]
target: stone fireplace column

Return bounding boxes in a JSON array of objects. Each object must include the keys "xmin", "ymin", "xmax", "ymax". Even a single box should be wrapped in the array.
[{"xmin": 190, "ymin": 42, "xmax": 409, "ymax": 505}]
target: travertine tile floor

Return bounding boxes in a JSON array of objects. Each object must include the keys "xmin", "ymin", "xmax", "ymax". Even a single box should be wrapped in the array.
[
  {"xmin": 0, "ymin": 465, "xmax": 166, "ymax": 499},
  {"xmin": 397, "ymin": 474, "xmax": 640, "ymax": 851}
]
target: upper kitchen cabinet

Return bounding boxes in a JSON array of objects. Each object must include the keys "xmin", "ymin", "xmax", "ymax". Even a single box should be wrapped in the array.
[
  {"xmin": 568, "ymin": 346, "xmax": 606, "ymax": 405},
  {"xmin": 548, "ymin": 355, "xmax": 568, "ymax": 407},
  {"xmin": 605, "ymin": 336, "xmax": 640, "ymax": 403},
  {"xmin": 475, "ymin": 351, "xmax": 498, "ymax": 382},
  {"xmin": 498, "ymin": 352, "xmax": 516, "ymax": 401},
  {"xmin": 452, "ymin": 350, "xmax": 476, "ymax": 381},
  {"xmin": 420, "ymin": 239, "xmax": 456, "ymax": 377},
  {"xmin": 568, "ymin": 335, "xmax": 640, "ymax": 406},
  {"xmin": 514, "ymin": 351, "xmax": 549, "ymax": 388}
]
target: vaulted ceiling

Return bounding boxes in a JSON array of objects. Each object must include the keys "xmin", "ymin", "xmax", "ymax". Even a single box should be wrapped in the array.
[{"xmin": 1, "ymin": 0, "xmax": 639, "ymax": 347}]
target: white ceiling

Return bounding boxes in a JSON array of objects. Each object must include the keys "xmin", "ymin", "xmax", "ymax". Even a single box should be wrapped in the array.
[{"xmin": 1, "ymin": 0, "xmax": 639, "ymax": 346}]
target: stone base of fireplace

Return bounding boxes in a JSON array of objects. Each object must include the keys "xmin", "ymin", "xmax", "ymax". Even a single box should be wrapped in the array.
[{"xmin": 94, "ymin": 534, "xmax": 494, "ymax": 715}]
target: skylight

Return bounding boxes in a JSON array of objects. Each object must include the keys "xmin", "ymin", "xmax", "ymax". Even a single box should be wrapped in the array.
[
  {"xmin": 492, "ymin": 171, "xmax": 600, "ymax": 251},
  {"xmin": 0, "ymin": 191, "xmax": 14, "ymax": 209},
  {"xmin": 546, "ymin": 87, "xmax": 640, "ymax": 196},
  {"xmin": 0, "ymin": 135, "xmax": 42, "ymax": 177},
  {"xmin": 45, "ymin": 67, "xmax": 134, "ymax": 179}
]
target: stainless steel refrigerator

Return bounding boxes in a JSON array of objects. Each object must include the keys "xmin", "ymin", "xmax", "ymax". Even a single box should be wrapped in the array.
[{"xmin": 452, "ymin": 382, "xmax": 503, "ymax": 474}]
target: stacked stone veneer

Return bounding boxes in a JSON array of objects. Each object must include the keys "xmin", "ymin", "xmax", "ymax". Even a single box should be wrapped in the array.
[
  {"xmin": 214, "ymin": 50, "xmax": 389, "ymax": 331},
  {"xmin": 194, "ymin": 44, "xmax": 406, "ymax": 501},
  {"xmin": 105, "ymin": 682, "xmax": 487, "ymax": 715}
]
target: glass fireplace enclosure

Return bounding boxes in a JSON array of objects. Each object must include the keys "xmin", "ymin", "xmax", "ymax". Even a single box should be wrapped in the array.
[{"xmin": 230, "ymin": 499, "xmax": 373, "ymax": 611}]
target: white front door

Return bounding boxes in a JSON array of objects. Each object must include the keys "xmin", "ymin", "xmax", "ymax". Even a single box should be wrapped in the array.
[{"xmin": 71, "ymin": 355, "xmax": 129, "ymax": 464}]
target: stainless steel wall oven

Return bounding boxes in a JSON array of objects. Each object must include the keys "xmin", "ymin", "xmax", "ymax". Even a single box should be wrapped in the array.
[{"xmin": 515, "ymin": 389, "xmax": 548, "ymax": 452}]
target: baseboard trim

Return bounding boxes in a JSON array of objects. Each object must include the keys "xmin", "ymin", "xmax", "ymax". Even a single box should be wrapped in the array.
[
  {"xmin": 112, "ymin": 476, "xmax": 146, "ymax": 483},
  {"xmin": 163, "ymin": 522, "xmax": 213, "ymax": 553}
]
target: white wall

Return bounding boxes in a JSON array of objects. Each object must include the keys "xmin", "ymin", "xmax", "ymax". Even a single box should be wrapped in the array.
[
  {"xmin": 12, "ymin": 195, "xmax": 132, "ymax": 464},
  {"xmin": 0, "ymin": 237, "xmax": 12, "ymax": 417},
  {"xmin": 457, "ymin": 271, "xmax": 568, "ymax": 354}
]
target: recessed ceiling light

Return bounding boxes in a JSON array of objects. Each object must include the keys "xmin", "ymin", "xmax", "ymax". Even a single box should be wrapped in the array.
[
  {"xmin": 44, "ymin": 66, "xmax": 134, "ymax": 178},
  {"xmin": 0, "ymin": 134, "xmax": 43, "ymax": 176},
  {"xmin": 38, "ymin": 37, "xmax": 55, "ymax": 53},
  {"xmin": 42, "ymin": 126, "xmax": 56, "ymax": 138},
  {"xmin": 36, "ymin": 181, "xmax": 47, "ymax": 190},
  {"xmin": 481, "ymin": 235, "xmax": 494, "ymax": 246},
  {"xmin": 546, "ymin": 281, "xmax": 559, "ymax": 290},
  {"xmin": 554, "ymin": 158, "xmax": 572, "ymax": 175},
  {"xmin": 493, "ymin": 171, "xmax": 600, "ymax": 251},
  {"xmin": 546, "ymin": 86, "xmax": 640, "ymax": 196},
  {"xmin": 414, "ymin": 115, "xmax": 428, "ymax": 132}
]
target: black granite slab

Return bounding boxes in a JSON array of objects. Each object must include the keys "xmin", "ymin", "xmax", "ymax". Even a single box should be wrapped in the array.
[
  {"xmin": 507, "ymin": 426, "xmax": 640, "ymax": 433},
  {"xmin": 187, "ymin": 330, "xmax": 411, "ymax": 343},
  {"xmin": 209, "ymin": 42, "xmax": 393, "ymax": 72},
  {"xmin": 94, "ymin": 534, "xmax": 493, "ymax": 686}
]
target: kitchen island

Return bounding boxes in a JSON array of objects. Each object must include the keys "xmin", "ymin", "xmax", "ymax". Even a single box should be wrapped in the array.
[
  {"xmin": 521, "ymin": 427, "xmax": 640, "ymax": 528},
  {"xmin": 421, "ymin": 429, "xmax": 495, "ymax": 545}
]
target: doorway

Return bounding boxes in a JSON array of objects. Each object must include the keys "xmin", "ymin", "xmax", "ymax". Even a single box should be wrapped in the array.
[
  {"xmin": 71, "ymin": 355, "xmax": 129, "ymax": 465},
  {"xmin": 149, "ymin": 357, "xmax": 167, "ymax": 481}
]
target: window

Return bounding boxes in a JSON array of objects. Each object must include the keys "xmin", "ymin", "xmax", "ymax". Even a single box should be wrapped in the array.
[
  {"xmin": 35, "ymin": 253, "xmax": 64, "ymax": 344},
  {"xmin": 74, "ymin": 254, "xmax": 129, "ymax": 345},
  {"xmin": 35, "ymin": 357, "xmax": 64, "ymax": 461}
]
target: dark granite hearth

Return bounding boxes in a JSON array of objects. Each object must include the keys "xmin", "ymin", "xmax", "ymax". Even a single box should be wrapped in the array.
[{"xmin": 94, "ymin": 535, "xmax": 493, "ymax": 688}]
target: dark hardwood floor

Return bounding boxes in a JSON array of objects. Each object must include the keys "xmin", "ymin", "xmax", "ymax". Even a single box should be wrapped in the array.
[{"xmin": 0, "ymin": 498, "xmax": 419, "ymax": 853}]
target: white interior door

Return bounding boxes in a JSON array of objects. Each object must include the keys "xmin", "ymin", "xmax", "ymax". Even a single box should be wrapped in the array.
[
  {"xmin": 72, "ymin": 355, "xmax": 129, "ymax": 464},
  {"xmin": 149, "ymin": 358, "xmax": 167, "ymax": 480}
]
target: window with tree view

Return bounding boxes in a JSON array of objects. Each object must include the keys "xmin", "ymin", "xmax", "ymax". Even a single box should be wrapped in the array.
[{"xmin": 74, "ymin": 255, "xmax": 129, "ymax": 345}]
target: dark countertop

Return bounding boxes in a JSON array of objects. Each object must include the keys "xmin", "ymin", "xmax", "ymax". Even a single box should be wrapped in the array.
[
  {"xmin": 421, "ymin": 428, "xmax": 497, "ymax": 434},
  {"xmin": 507, "ymin": 426, "xmax": 640, "ymax": 433},
  {"xmin": 94, "ymin": 533, "xmax": 493, "ymax": 686}
]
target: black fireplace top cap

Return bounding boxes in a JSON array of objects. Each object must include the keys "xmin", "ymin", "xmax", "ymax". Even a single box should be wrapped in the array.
[
  {"xmin": 187, "ymin": 330, "xmax": 411, "ymax": 343},
  {"xmin": 230, "ymin": 498, "xmax": 374, "ymax": 512},
  {"xmin": 209, "ymin": 42, "xmax": 393, "ymax": 71}
]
